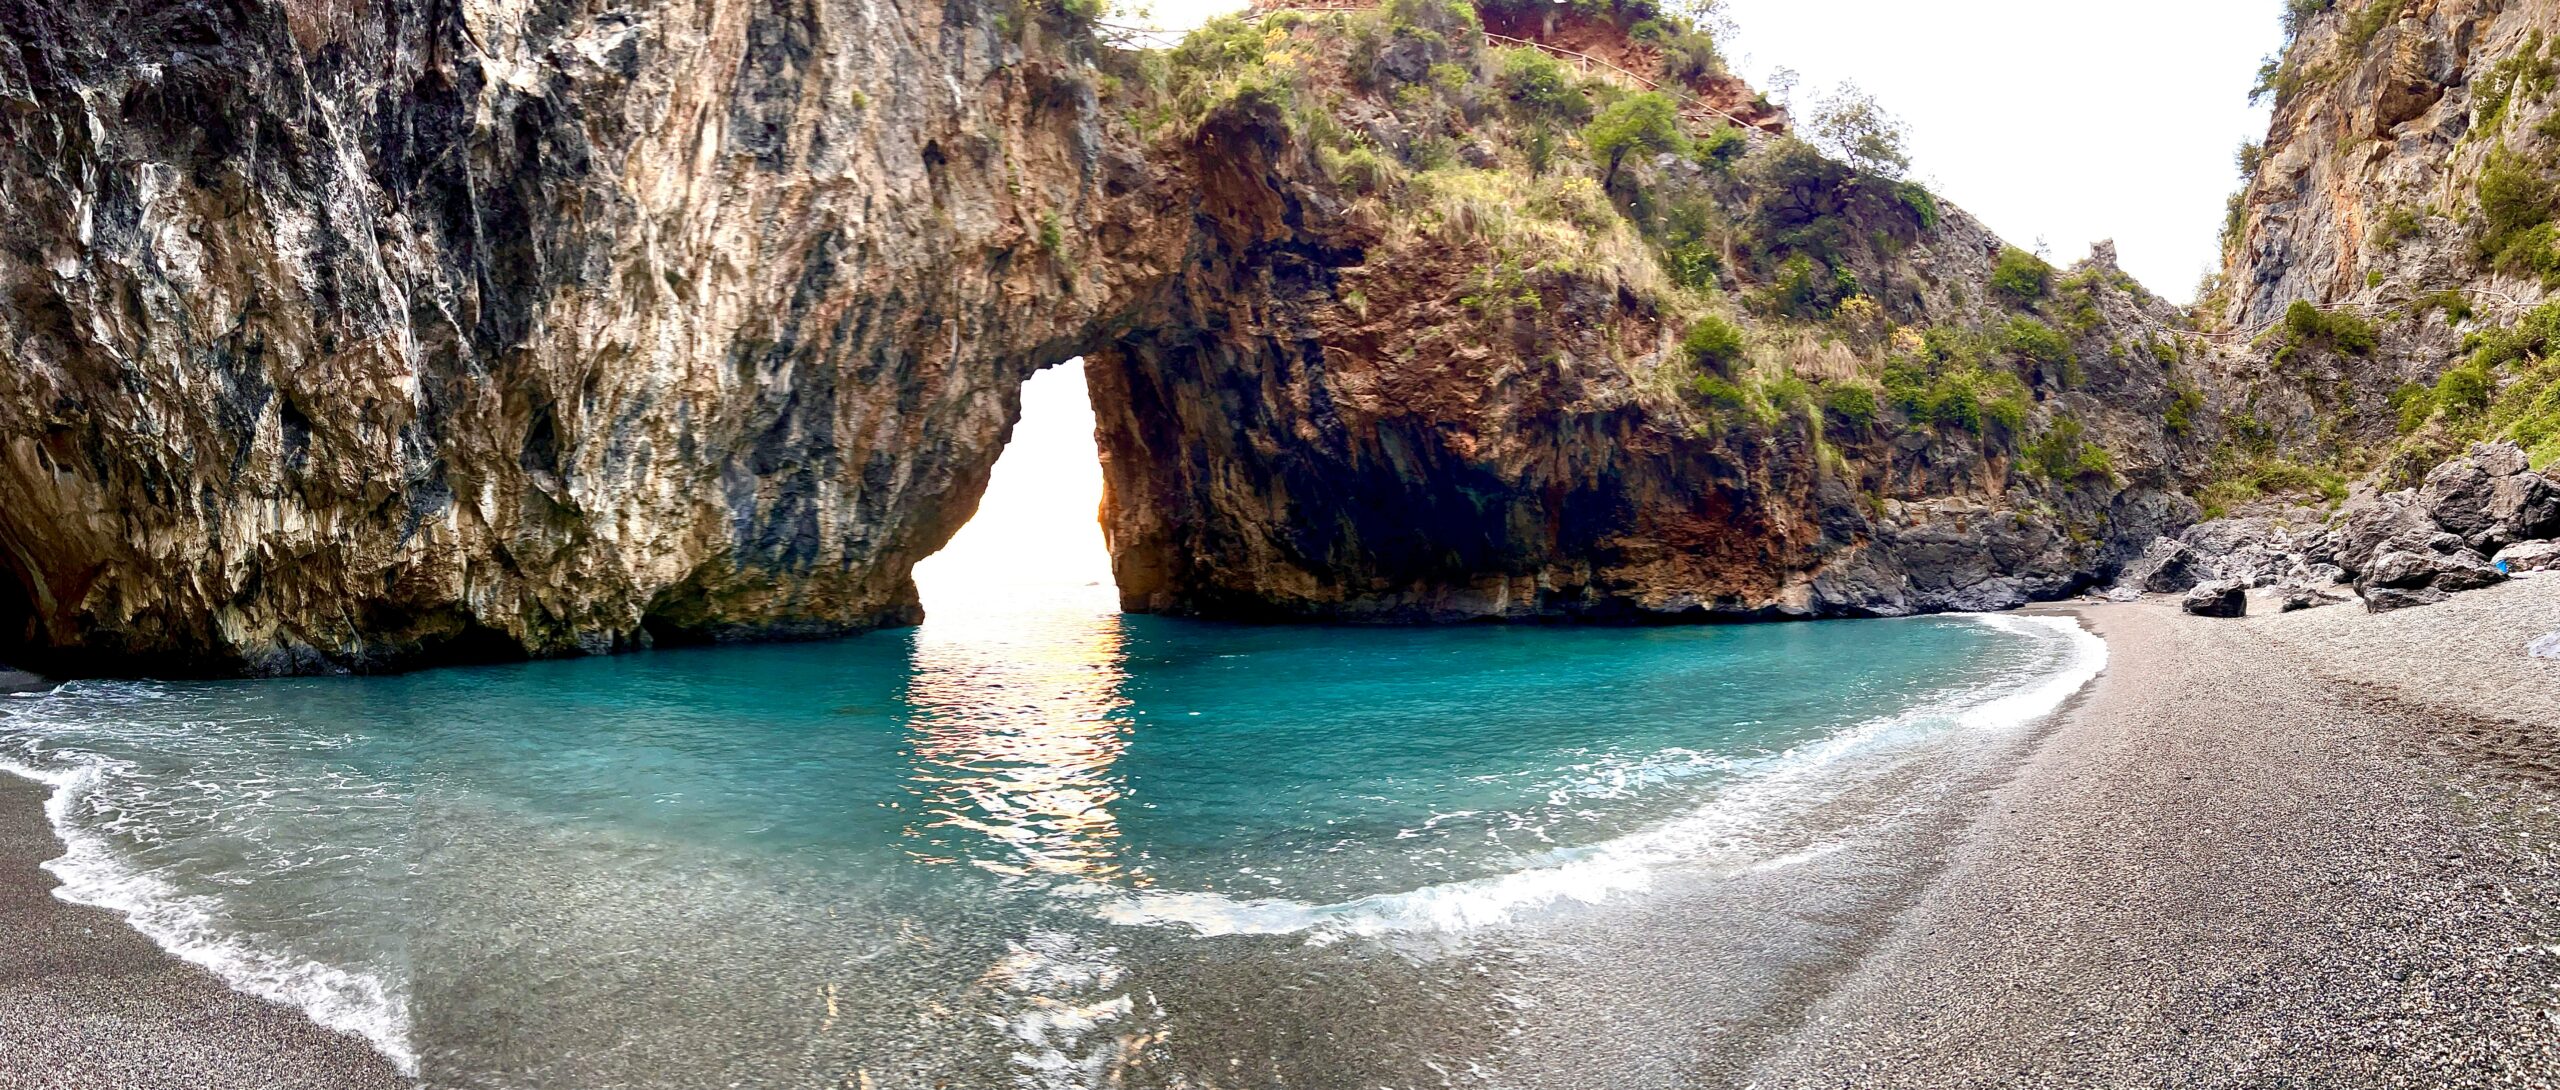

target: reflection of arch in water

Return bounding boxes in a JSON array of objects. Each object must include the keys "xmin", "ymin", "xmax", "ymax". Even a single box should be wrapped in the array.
[{"xmin": 898, "ymin": 602, "xmax": 1137, "ymax": 884}]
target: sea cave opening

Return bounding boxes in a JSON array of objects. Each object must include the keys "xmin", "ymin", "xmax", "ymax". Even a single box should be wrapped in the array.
[{"xmin": 909, "ymin": 360, "xmax": 1119, "ymax": 623}]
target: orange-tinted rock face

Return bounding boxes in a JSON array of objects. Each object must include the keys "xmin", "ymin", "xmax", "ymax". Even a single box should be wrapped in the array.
[{"xmin": 1086, "ymin": 92, "xmax": 2201, "ymax": 624}]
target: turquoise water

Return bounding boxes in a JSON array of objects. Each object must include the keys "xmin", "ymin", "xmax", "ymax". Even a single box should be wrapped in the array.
[{"xmin": 0, "ymin": 577, "xmax": 2100, "ymax": 1087}]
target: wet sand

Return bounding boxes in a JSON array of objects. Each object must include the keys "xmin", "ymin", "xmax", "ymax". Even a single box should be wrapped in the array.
[
  {"xmin": 0, "ymin": 773, "xmax": 410, "ymax": 1090},
  {"xmin": 1746, "ymin": 578, "xmax": 2560, "ymax": 1087}
]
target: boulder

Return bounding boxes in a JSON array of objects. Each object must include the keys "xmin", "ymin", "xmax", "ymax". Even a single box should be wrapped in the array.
[
  {"xmin": 2117, "ymin": 538, "xmax": 2201, "ymax": 594},
  {"xmin": 2365, "ymin": 548, "xmax": 2441, "ymax": 589},
  {"xmin": 2365, "ymin": 544, "xmax": 2505, "ymax": 592},
  {"xmin": 2330, "ymin": 491, "xmax": 2439, "ymax": 578},
  {"xmin": 2181, "ymin": 582, "xmax": 2248, "ymax": 618},
  {"xmin": 2481, "ymin": 472, "xmax": 2560, "ymax": 547},
  {"xmin": 2361, "ymin": 584, "xmax": 2450, "ymax": 612},
  {"xmin": 2276, "ymin": 583, "xmax": 2343, "ymax": 612},
  {"xmin": 2175, "ymin": 517, "xmax": 2338, "ymax": 589},
  {"xmin": 2428, "ymin": 548, "xmax": 2510, "ymax": 592},
  {"xmin": 2472, "ymin": 441, "xmax": 2533, "ymax": 478},
  {"xmin": 2421, "ymin": 454, "xmax": 2503, "ymax": 540},
  {"xmin": 0, "ymin": 666, "xmax": 48, "ymax": 695},
  {"xmin": 2494, "ymin": 540, "xmax": 2560, "ymax": 573}
]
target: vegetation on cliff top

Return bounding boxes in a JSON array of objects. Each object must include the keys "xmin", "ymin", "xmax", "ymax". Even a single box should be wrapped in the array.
[{"xmin": 1118, "ymin": 0, "xmax": 2153, "ymax": 496}]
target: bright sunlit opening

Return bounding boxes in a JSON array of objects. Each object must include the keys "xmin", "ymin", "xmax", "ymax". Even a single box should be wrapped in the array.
[{"xmin": 911, "ymin": 363, "xmax": 1118, "ymax": 614}]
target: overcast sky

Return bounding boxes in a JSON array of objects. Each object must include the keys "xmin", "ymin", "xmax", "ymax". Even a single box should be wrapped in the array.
[{"xmin": 1124, "ymin": 0, "xmax": 2289, "ymax": 302}]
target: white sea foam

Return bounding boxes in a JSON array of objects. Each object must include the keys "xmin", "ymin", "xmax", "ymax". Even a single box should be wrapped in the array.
[
  {"xmin": 1097, "ymin": 612, "xmax": 2108, "ymax": 939},
  {"xmin": 0, "ymin": 751, "xmax": 417, "ymax": 1074}
]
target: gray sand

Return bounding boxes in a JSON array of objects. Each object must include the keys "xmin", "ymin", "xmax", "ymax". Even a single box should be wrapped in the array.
[
  {"xmin": 1746, "ymin": 579, "xmax": 2560, "ymax": 1087},
  {"xmin": 0, "ymin": 774, "xmax": 410, "ymax": 1090}
]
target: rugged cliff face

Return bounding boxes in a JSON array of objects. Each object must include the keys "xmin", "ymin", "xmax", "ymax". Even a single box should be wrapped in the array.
[
  {"xmin": 2213, "ymin": 0, "xmax": 2560, "ymax": 489},
  {"xmin": 0, "ymin": 0, "xmax": 2222, "ymax": 674},
  {"xmin": 1088, "ymin": 5, "xmax": 2203, "ymax": 621},
  {"xmin": 0, "ymin": 0, "xmax": 1191, "ymax": 673}
]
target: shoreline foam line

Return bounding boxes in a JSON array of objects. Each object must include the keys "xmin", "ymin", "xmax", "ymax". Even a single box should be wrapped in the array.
[
  {"xmin": 1096, "ymin": 612, "xmax": 2108, "ymax": 939},
  {"xmin": 0, "ymin": 751, "xmax": 419, "ymax": 1075}
]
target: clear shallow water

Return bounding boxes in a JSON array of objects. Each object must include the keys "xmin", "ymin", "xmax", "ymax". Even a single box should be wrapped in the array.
[{"xmin": 0, "ymin": 579, "xmax": 2100, "ymax": 1088}]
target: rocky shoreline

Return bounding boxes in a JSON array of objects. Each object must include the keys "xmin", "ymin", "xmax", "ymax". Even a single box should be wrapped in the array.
[
  {"xmin": 0, "ymin": 775, "xmax": 408, "ymax": 1090},
  {"xmin": 2105, "ymin": 440, "xmax": 2560, "ymax": 621}
]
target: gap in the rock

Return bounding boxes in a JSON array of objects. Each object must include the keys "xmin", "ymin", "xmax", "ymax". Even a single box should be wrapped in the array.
[{"xmin": 910, "ymin": 360, "xmax": 1118, "ymax": 620}]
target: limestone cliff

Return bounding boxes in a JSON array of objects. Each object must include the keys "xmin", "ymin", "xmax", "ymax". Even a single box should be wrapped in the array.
[
  {"xmin": 2212, "ymin": 0, "xmax": 2560, "ymax": 494},
  {"xmin": 0, "ymin": 0, "xmax": 1190, "ymax": 673},
  {"xmin": 0, "ymin": 0, "xmax": 2217, "ymax": 673}
]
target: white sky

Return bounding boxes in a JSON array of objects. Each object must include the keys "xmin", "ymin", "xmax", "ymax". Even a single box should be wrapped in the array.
[{"xmin": 1125, "ymin": 0, "xmax": 2288, "ymax": 302}]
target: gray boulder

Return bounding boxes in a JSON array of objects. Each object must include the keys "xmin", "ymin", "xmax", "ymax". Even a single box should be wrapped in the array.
[
  {"xmin": 2181, "ymin": 582, "xmax": 2248, "ymax": 618},
  {"xmin": 2117, "ymin": 538, "xmax": 2201, "ymax": 594},
  {"xmin": 2413, "ymin": 442, "xmax": 2557, "ymax": 551},
  {"xmin": 2429, "ymin": 548, "xmax": 2510, "ymax": 592},
  {"xmin": 2276, "ymin": 583, "xmax": 2344, "ymax": 612},
  {"xmin": 0, "ymin": 666, "xmax": 48, "ymax": 695},
  {"xmin": 2421, "ymin": 454, "xmax": 2504, "ymax": 540},
  {"xmin": 2481, "ymin": 472, "xmax": 2560, "ymax": 548},
  {"xmin": 2494, "ymin": 540, "xmax": 2560, "ymax": 573},
  {"xmin": 2365, "ymin": 548, "xmax": 2441, "ymax": 589},
  {"xmin": 2472, "ymin": 441, "xmax": 2533, "ymax": 478},
  {"xmin": 2362, "ymin": 584, "xmax": 2451, "ymax": 612},
  {"xmin": 2330, "ymin": 491, "xmax": 2439, "ymax": 578}
]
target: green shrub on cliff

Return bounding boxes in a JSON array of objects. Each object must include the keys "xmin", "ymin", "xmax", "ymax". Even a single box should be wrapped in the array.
[
  {"xmin": 2198, "ymin": 458, "xmax": 2347, "ymax": 518},
  {"xmin": 1694, "ymin": 127, "xmax": 1749, "ymax": 173},
  {"xmin": 2435, "ymin": 362, "xmax": 2492, "ymax": 413},
  {"xmin": 1691, "ymin": 375, "xmax": 1748, "ymax": 412},
  {"xmin": 1823, "ymin": 384, "xmax": 1879, "ymax": 431},
  {"xmin": 2414, "ymin": 288, "xmax": 2473, "ymax": 323},
  {"xmin": 2001, "ymin": 316, "xmax": 2074, "ymax": 369},
  {"xmin": 2281, "ymin": 300, "xmax": 2377, "ymax": 355},
  {"xmin": 1990, "ymin": 247, "xmax": 2051, "ymax": 304},
  {"xmin": 2473, "ymin": 29, "xmax": 2556, "ymax": 131},
  {"xmin": 1496, "ymin": 47, "xmax": 1590, "ymax": 124},
  {"xmin": 2164, "ymin": 384, "xmax": 2206, "ymax": 435},
  {"xmin": 2475, "ymin": 148, "xmax": 2560, "ymax": 279},
  {"xmin": 1682, "ymin": 314, "xmax": 1747, "ymax": 373}
]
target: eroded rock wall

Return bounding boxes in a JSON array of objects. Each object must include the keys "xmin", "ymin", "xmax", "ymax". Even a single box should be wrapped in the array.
[
  {"xmin": 0, "ymin": 0, "xmax": 1188, "ymax": 672},
  {"xmin": 1090, "ymin": 92, "xmax": 2200, "ymax": 622},
  {"xmin": 2213, "ymin": 0, "xmax": 2560, "ymax": 465}
]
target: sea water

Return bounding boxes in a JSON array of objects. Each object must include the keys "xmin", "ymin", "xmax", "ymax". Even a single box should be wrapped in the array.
[
  {"xmin": 0, "ymin": 579, "xmax": 2099, "ymax": 1088},
  {"xmin": 0, "ymin": 357, "xmax": 2102, "ymax": 1088}
]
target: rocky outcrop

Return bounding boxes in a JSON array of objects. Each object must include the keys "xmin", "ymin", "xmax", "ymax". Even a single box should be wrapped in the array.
[
  {"xmin": 2176, "ymin": 442, "xmax": 2557, "ymax": 612},
  {"xmin": 1087, "ymin": 28, "xmax": 2202, "ymax": 623},
  {"xmin": 0, "ymin": 0, "xmax": 1195, "ymax": 673},
  {"xmin": 0, "ymin": 0, "xmax": 2225, "ymax": 672}
]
